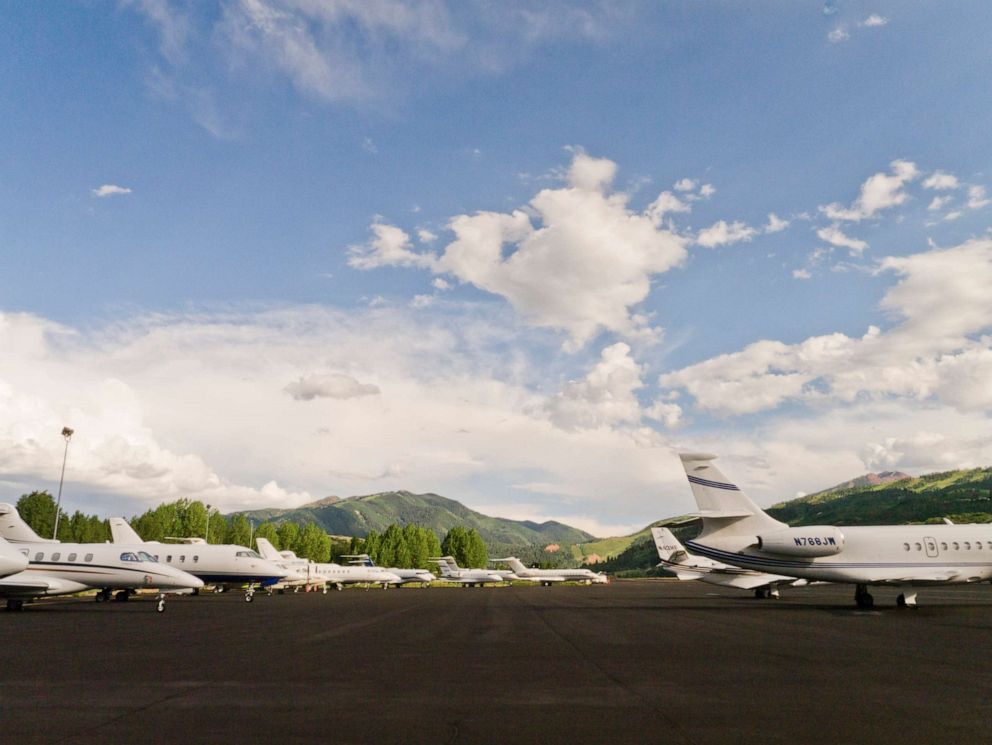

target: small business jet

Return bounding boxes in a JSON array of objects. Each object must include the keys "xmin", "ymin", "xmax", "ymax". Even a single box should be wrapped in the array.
[
  {"xmin": 489, "ymin": 556, "xmax": 607, "ymax": 586},
  {"xmin": 254, "ymin": 538, "xmax": 327, "ymax": 593},
  {"xmin": 108, "ymin": 518, "xmax": 289, "ymax": 602},
  {"xmin": 342, "ymin": 554, "xmax": 436, "ymax": 587},
  {"xmin": 0, "ymin": 504, "xmax": 202, "ymax": 612},
  {"xmin": 651, "ymin": 526, "xmax": 800, "ymax": 598},
  {"xmin": 429, "ymin": 557, "xmax": 507, "ymax": 587},
  {"xmin": 678, "ymin": 452, "xmax": 992, "ymax": 608}
]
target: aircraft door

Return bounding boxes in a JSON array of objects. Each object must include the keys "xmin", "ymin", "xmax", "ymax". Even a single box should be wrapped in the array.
[{"xmin": 923, "ymin": 537, "xmax": 938, "ymax": 558}]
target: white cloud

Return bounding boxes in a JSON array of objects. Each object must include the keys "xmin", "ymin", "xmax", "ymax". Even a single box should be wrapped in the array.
[
  {"xmin": 673, "ymin": 178, "xmax": 696, "ymax": 192},
  {"xmin": 544, "ymin": 343, "xmax": 645, "ymax": 431},
  {"xmin": 432, "ymin": 277, "xmax": 451, "ymax": 291},
  {"xmin": 792, "ymin": 269, "xmax": 812, "ymax": 280},
  {"xmin": 819, "ymin": 160, "xmax": 919, "ymax": 222},
  {"xmin": 92, "ymin": 184, "xmax": 132, "ymax": 198},
  {"xmin": 927, "ymin": 196, "xmax": 952, "ymax": 212},
  {"xmin": 418, "ymin": 229, "xmax": 438, "ymax": 243},
  {"xmin": 660, "ymin": 238, "xmax": 992, "ymax": 416},
  {"xmin": 828, "ymin": 26, "xmax": 849, "ymax": 43},
  {"xmin": 646, "ymin": 191, "xmax": 691, "ymax": 223},
  {"xmin": 348, "ymin": 221, "xmax": 436, "ymax": 270},
  {"xmin": 967, "ymin": 185, "xmax": 991, "ymax": 210},
  {"xmin": 351, "ymin": 152, "xmax": 688, "ymax": 349},
  {"xmin": 923, "ymin": 171, "xmax": 960, "ymax": 190},
  {"xmin": 699, "ymin": 184, "xmax": 715, "ymax": 199},
  {"xmin": 645, "ymin": 401, "xmax": 682, "ymax": 429},
  {"xmin": 284, "ymin": 373, "xmax": 380, "ymax": 401},
  {"xmin": 695, "ymin": 220, "xmax": 758, "ymax": 248},
  {"xmin": 764, "ymin": 213, "xmax": 789, "ymax": 233},
  {"xmin": 859, "ymin": 14, "xmax": 889, "ymax": 27},
  {"xmin": 816, "ymin": 225, "xmax": 868, "ymax": 255},
  {"xmin": 0, "ymin": 307, "xmax": 690, "ymax": 529}
]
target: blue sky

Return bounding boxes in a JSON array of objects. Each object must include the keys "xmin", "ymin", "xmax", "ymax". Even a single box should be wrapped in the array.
[{"xmin": 2, "ymin": 2, "xmax": 991, "ymax": 536}]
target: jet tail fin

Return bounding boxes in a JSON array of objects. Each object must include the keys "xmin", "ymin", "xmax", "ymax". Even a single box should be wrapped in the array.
[
  {"xmin": 108, "ymin": 518, "xmax": 146, "ymax": 544},
  {"xmin": 255, "ymin": 537, "xmax": 282, "ymax": 561},
  {"xmin": 651, "ymin": 527, "xmax": 689, "ymax": 563},
  {"xmin": 678, "ymin": 453, "xmax": 786, "ymax": 539},
  {"xmin": 0, "ymin": 503, "xmax": 54, "ymax": 543}
]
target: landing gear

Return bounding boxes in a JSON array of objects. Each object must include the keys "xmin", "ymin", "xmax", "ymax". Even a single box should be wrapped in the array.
[
  {"xmin": 897, "ymin": 587, "xmax": 918, "ymax": 608},
  {"xmin": 754, "ymin": 588, "xmax": 768, "ymax": 599},
  {"xmin": 322, "ymin": 586, "xmax": 328, "ymax": 595},
  {"xmin": 6, "ymin": 599, "xmax": 24, "ymax": 612},
  {"xmin": 244, "ymin": 583, "xmax": 255, "ymax": 603},
  {"xmin": 336, "ymin": 583, "xmax": 344, "ymax": 592},
  {"xmin": 855, "ymin": 584, "xmax": 874, "ymax": 609},
  {"xmin": 94, "ymin": 588, "xmax": 112, "ymax": 603},
  {"xmin": 114, "ymin": 590, "xmax": 131, "ymax": 602},
  {"xmin": 156, "ymin": 593, "xmax": 166, "ymax": 613}
]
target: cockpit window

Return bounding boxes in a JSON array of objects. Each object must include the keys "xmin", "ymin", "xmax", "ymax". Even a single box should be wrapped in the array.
[
  {"xmin": 138, "ymin": 551, "xmax": 157, "ymax": 562},
  {"xmin": 119, "ymin": 552, "xmax": 140, "ymax": 562},
  {"xmin": 236, "ymin": 550, "xmax": 262, "ymax": 559}
]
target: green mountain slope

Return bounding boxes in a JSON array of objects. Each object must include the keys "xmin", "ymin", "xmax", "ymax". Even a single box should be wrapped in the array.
[{"xmin": 232, "ymin": 490, "xmax": 595, "ymax": 545}]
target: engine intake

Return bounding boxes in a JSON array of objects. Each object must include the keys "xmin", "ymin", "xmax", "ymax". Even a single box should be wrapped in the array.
[{"xmin": 755, "ymin": 526, "xmax": 845, "ymax": 557}]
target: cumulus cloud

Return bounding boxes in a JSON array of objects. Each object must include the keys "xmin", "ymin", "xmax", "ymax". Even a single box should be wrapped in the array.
[
  {"xmin": 673, "ymin": 178, "xmax": 696, "ymax": 192},
  {"xmin": 923, "ymin": 171, "xmax": 960, "ymax": 191},
  {"xmin": 819, "ymin": 160, "xmax": 918, "ymax": 222},
  {"xmin": 660, "ymin": 238, "xmax": 992, "ymax": 416},
  {"xmin": 285, "ymin": 373, "xmax": 380, "ymax": 401},
  {"xmin": 695, "ymin": 220, "xmax": 758, "ymax": 248},
  {"xmin": 544, "ymin": 343, "xmax": 645, "ymax": 431},
  {"xmin": 816, "ymin": 225, "xmax": 868, "ymax": 255},
  {"xmin": 928, "ymin": 196, "xmax": 952, "ymax": 212},
  {"xmin": 764, "ymin": 213, "xmax": 789, "ymax": 233},
  {"xmin": 349, "ymin": 151, "xmax": 689, "ymax": 349},
  {"xmin": 92, "ymin": 184, "xmax": 132, "ymax": 198},
  {"xmin": 967, "ymin": 185, "xmax": 991, "ymax": 210},
  {"xmin": 646, "ymin": 191, "xmax": 691, "ymax": 223},
  {"xmin": 859, "ymin": 14, "xmax": 889, "ymax": 27},
  {"xmin": 828, "ymin": 26, "xmax": 849, "ymax": 43}
]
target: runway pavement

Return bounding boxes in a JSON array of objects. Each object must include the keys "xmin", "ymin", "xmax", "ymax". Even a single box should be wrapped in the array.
[{"xmin": 2, "ymin": 580, "xmax": 991, "ymax": 744}]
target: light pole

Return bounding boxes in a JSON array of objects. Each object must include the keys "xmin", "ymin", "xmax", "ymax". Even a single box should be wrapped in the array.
[
  {"xmin": 205, "ymin": 504, "xmax": 212, "ymax": 543},
  {"xmin": 52, "ymin": 426, "xmax": 74, "ymax": 540}
]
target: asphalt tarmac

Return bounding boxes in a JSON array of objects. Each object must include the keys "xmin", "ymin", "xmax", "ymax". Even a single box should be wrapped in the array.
[{"xmin": 2, "ymin": 580, "xmax": 991, "ymax": 745}]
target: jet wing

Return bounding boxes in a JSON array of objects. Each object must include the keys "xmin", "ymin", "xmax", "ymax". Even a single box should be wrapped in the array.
[
  {"xmin": 0, "ymin": 574, "xmax": 88, "ymax": 595},
  {"xmin": 880, "ymin": 571, "xmax": 962, "ymax": 585}
]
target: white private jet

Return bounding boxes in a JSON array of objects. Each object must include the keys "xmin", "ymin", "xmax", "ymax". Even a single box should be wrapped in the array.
[
  {"xmin": 0, "ymin": 503, "xmax": 202, "ymax": 612},
  {"xmin": 108, "ymin": 518, "xmax": 290, "ymax": 602},
  {"xmin": 429, "ymin": 557, "xmax": 508, "ymax": 587},
  {"xmin": 489, "ymin": 556, "xmax": 607, "ymax": 586},
  {"xmin": 254, "ymin": 542, "xmax": 403, "ymax": 591},
  {"xmin": 254, "ymin": 538, "xmax": 328, "ymax": 593},
  {"xmin": 342, "ymin": 554, "xmax": 436, "ymax": 587},
  {"xmin": 678, "ymin": 452, "xmax": 992, "ymax": 608},
  {"xmin": 651, "ymin": 526, "xmax": 801, "ymax": 598}
]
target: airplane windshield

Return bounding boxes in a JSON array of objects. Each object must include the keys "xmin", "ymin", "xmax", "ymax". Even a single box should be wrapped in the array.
[
  {"xmin": 119, "ymin": 552, "xmax": 140, "ymax": 562},
  {"xmin": 137, "ymin": 551, "xmax": 157, "ymax": 562},
  {"xmin": 236, "ymin": 550, "xmax": 262, "ymax": 559}
]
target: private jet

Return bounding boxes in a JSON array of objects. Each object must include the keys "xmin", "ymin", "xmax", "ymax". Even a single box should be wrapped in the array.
[
  {"xmin": 651, "ymin": 526, "xmax": 800, "ymax": 598},
  {"xmin": 0, "ymin": 504, "xmax": 202, "ymax": 612},
  {"xmin": 430, "ymin": 557, "xmax": 507, "ymax": 587},
  {"xmin": 489, "ymin": 556, "xmax": 607, "ymax": 586},
  {"xmin": 678, "ymin": 452, "xmax": 992, "ymax": 608},
  {"xmin": 342, "ymin": 554, "xmax": 436, "ymax": 587},
  {"xmin": 108, "ymin": 518, "xmax": 290, "ymax": 602}
]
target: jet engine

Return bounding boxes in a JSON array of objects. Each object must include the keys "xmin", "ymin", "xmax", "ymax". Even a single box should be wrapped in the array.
[{"xmin": 755, "ymin": 526, "xmax": 845, "ymax": 557}]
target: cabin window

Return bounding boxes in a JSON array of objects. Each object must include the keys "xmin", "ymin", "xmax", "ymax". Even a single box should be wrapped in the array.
[
  {"xmin": 964, "ymin": 542, "xmax": 971, "ymax": 550},
  {"xmin": 903, "ymin": 543, "xmax": 910, "ymax": 551},
  {"xmin": 941, "ymin": 542, "xmax": 948, "ymax": 550},
  {"xmin": 167, "ymin": 555, "xmax": 172, "ymax": 563},
  {"xmin": 914, "ymin": 543, "xmax": 922, "ymax": 551},
  {"xmin": 52, "ymin": 552, "xmax": 61, "ymax": 561},
  {"xmin": 34, "ymin": 552, "xmax": 44, "ymax": 562},
  {"xmin": 68, "ymin": 553, "xmax": 77, "ymax": 562},
  {"xmin": 977, "ymin": 543, "xmax": 983, "ymax": 550},
  {"xmin": 179, "ymin": 555, "xmax": 185, "ymax": 563},
  {"xmin": 193, "ymin": 556, "xmax": 199, "ymax": 563},
  {"xmin": 84, "ymin": 553, "xmax": 93, "ymax": 562},
  {"xmin": 953, "ymin": 542, "xmax": 960, "ymax": 550}
]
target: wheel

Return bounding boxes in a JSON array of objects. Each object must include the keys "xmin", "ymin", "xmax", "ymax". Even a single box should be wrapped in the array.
[
  {"xmin": 157, "ymin": 599, "xmax": 165, "ymax": 613},
  {"xmin": 114, "ymin": 590, "xmax": 130, "ymax": 602},
  {"xmin": 897, "ymin": 594, "xmax": 906, "ymax": 608},
  {"xmin": 244, "ymin": 593, "xmax": 253, "ymax": 603},
  {"xmin": 322, "ymin": 587, "xmax": 328, "ymax": 595},
  {"xmin": 6, "ymin": 599, "xmax": 24, "ymax": 612},
  {"xmin": 95, "ymin": 590, "xmax": 109, "ymax": 603}
]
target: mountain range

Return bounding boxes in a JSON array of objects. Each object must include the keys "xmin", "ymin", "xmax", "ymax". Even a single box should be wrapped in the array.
[{"xmin": 232, "ymin": 490, "xmax": 594, "ymax": 546}]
